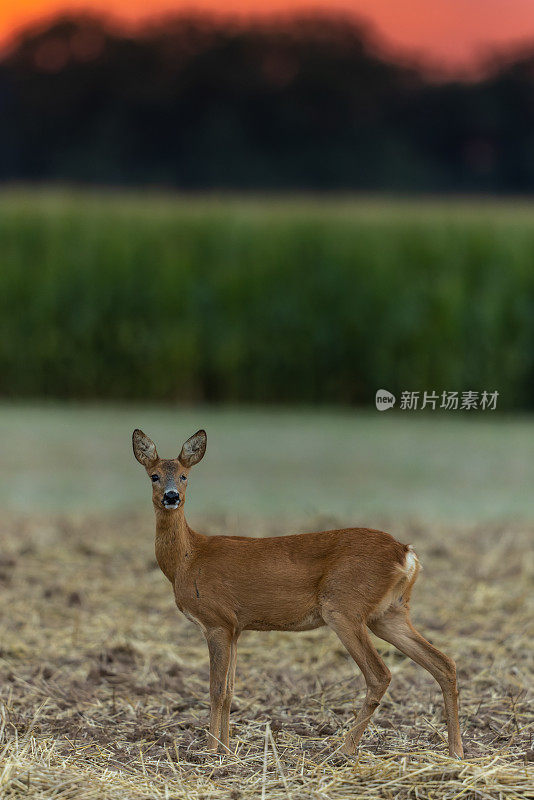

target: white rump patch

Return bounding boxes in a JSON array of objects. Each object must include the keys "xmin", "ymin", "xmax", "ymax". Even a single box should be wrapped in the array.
[
  {"xmin": 370, "ymin": 545, "xmax": 421, "ymax": 619},
  {"xmin": 404, "ymin": 546, "xmax": 420, "ymax": 582}
]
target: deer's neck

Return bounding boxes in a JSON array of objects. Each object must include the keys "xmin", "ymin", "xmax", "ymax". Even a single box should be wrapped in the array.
[{"xmin": 154, "ymin": 508, "xmax": 192, "ymax": 582}]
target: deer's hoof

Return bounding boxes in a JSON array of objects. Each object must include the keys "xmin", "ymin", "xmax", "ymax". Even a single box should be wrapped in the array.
[{"xmin": 340, "ymin": 733, "xmax": 359, "ymax": 758}]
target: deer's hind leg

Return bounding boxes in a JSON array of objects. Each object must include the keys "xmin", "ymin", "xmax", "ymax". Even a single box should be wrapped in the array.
[
  {"xmin": 323, "ymin": 609, "xmax": 391, "ymax": 755},
  {"xmin": 369, "ymin": 606, "xmax": 463, "ymax": 758}
]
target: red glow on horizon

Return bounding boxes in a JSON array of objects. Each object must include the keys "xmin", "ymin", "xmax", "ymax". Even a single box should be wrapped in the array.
[{"xmin": 4, "ymin": 0, "xmax": 534, "ymax": 74}]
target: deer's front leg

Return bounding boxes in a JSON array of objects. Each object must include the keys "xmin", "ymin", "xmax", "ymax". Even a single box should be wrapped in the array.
[
  {"xmin": 205, "ymin": 627, "xmax": 232, "ymax": 752},
  {"xmin": 219, "ymin": 636, "xmax": 239, "ymax": 752}
]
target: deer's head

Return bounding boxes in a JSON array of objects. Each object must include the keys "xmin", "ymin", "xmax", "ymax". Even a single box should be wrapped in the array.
[{"xmin": 132, "ymin": 429, "xmax": 207, "ymax": 511}]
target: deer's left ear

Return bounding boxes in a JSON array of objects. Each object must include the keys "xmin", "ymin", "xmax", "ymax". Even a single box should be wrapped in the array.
[{"xmin": 179, "ymin": 430, "xmax": 207, "ymax": 467}]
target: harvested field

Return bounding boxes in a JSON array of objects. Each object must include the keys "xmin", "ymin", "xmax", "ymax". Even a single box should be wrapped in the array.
[{"xmin": 0, "ymin": 513, "xmax": 532, "ymax": 799}]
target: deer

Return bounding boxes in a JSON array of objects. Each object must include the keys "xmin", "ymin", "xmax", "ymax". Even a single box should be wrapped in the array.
[{"xmin": 132, "ymin": 428, "xmax": 464, "ymax": 759}]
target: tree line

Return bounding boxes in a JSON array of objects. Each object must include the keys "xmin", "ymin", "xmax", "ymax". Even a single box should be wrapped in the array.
[{"xmin": 1, "ymin": 13, "xmax": 534, "ymax": 192}]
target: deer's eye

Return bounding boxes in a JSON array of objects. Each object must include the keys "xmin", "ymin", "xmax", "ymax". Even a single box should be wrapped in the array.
[
  {"xmin": 150, "ymin": 474, "xmax": 159, "ymax": 482},
  {"xmin": 180, "ymin": 474, "xmax": 187, "ymax": 482}
]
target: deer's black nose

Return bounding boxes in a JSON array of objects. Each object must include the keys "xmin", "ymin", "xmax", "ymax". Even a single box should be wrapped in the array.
[{"xmin": 163, "ymin": 490, "xmax": 180, "ymax": 506}]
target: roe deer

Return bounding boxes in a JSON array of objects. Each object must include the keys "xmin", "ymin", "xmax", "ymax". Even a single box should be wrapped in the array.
[{"xmin": 132, "ymin": 428, "xmax": 463, "ymax": 758}]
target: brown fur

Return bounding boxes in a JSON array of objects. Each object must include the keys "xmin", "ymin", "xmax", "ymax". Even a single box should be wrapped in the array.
[{"xmin": 133, "ymin": 429, "xmax": 463, "ymax": 758}]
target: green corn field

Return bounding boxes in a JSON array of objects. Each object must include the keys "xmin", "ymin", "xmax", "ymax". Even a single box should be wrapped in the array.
[{"xmin": 2, "ymin": 189, "xmax": 534, "ymax": 406}]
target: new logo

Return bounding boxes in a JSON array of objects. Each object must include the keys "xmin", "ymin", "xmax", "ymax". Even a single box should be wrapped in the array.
[{"xmin": 375, "ymin": 389, "xmax": 396, "ymax": 411}]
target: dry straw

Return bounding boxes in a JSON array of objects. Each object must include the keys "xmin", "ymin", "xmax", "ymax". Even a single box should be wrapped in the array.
[{"xmin": 0, "ymin": 513, "xmax": 532, "ymax": 798}]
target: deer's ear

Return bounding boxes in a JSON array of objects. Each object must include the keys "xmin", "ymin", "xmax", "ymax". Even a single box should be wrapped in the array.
[
  {"xmin": 179, "ymin": 430, "xmax": 207, "ymax": 468},
  {"xmin": 132, "ymin": 429, "xmax": 158, "ymax": 467}
]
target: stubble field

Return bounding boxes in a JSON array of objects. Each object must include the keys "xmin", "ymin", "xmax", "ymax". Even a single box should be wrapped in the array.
[{"xmin": 1, "ymin": 511, "xmax": 532, "ymax": 799}]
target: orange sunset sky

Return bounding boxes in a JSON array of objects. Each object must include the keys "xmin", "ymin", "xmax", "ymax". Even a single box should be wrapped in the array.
[{"xmin": 3, "ymin": 0, "xmax": 534, "ymax": 72}]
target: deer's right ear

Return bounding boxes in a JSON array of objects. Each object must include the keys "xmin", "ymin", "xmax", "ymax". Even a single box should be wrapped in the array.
[{"xmin": 132, "ymin": 429, "xmax": 158, "ymax": 467}]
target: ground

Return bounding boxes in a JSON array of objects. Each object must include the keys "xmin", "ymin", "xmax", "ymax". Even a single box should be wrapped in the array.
[{"xmin": 1, "ymin": 512, "xmax": 532, "ymax": 799}]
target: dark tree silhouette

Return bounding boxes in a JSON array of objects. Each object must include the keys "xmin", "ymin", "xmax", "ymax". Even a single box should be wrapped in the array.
[{"xmin": 0, "ymin": 12, "xmax": 533, "ymax": 191}]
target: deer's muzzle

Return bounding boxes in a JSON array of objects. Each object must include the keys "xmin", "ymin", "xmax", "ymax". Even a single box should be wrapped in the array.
[{"xmin": 162, "ymin": 490, "xmax": 181, "ymax": 509}]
